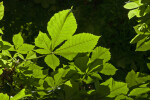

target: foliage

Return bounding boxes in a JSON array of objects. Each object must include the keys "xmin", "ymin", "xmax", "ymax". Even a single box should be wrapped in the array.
[
  {"xmin": 0, "ymin": 2, "xmax": 117, "ymax": 99},
  {"xmin": 0, "ymin": 0, "xmax": 149, "ymax": 100},
  {"xmin": 124, "ymin": 0, "xmax": 150, "ymax": 99}
]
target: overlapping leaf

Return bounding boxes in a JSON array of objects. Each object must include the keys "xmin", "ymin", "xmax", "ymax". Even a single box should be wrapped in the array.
[
  {"xmin": 126, "ymin": 70, "xmax": 150, "ymax": 88},
  {"xmin": 26, "ymin": 51, "xmax": 37, "ymax": 60},
  {"xmin": 101, "ymin": 78, "xmax": 129, "ymax": 97},
  {"xmin": 74, "ymin": 56, "xmax": 89, "ymax": 72},
  {"xmin": 52, "ymin": 68, "xmax": 70, "ymax": 88},
  {"xmin": 100, "ymin": 63, "xmax": 117, "ymax": 75},
  {"xmin": 10, "ymin": 89, "xmax": 30, "ymax": 100},
  {"xmin": 136, "ymin": 38, "xmax": 150, "ymax": 51},
  {"xmin": 125, "ymin": 70, "xmax": 138, "ymax": 88},
  {"xmin": 130, "ymin": 34, "xmax": 147, "ymax": 44},
  {"xmin": 91, "ymin": 46, "xmax": 111, "ymax": 63},
  {"xmin": 17, "ymin": 44, "xmax": 35, "ymax": 54}
]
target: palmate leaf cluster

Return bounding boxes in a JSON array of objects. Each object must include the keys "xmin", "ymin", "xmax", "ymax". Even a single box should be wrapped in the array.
[{"xmin": 0, "ymin": 1, "xmax": 149, "ymax": 100}]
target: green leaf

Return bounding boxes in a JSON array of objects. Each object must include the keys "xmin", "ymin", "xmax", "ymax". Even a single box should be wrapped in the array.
[
  {"xmin": 0, "ymin": 93, "xmax": 9, "ymax": 100},
  {"xmin": 13, "ymin": 33, "xmax": 24, "ymax": 49},
  {"xmin": 3, "ymin": 41, "xmax": 14, "ymax": 51},
  {"xmin": 100, "ymin": 63, "xmax": 117, "ymax": 75},
  {"xmin": 26, "ymin": 51, "xmax": 37, "ymax": 60},
  {"xmin": 0, "ymin": 69, "xmax": 2, "ymax": 75},
  {"xmin": 34, "ymin": 49, "xmax": 50, "ymax": 54},
  {"xmin": 64, "ymin": 80, "xmax": 80, "ymax": 100},
  {"xmin": 74, "ymin": 56, "xmax": 89, "ymax": 72},
  {"xmin": 65, "ymin": 80, "xmax": 72, "ymax": 87},
  {"xmin": 128, "ymin": 9, "xmax": 140, "ymax": 19},
  {"xmin": 45, "ymin": 77, "xmax": 55, "ymax": 88},
  {"xmin": 54, "ymin": 68, "xmax": 70, "ymax": 87},
  {"xmin": 147, "ymin": 63, "xmax": 150, "ymax": 70},
  {"xmin": 47, "ymin": 9, "xmax": 77, "ymax": 50},
  {"xmin": 135, "ymin": 37, "xmax": 150, "ymax": 51},
  {"xmin": 28, "ymin": 63, "xmax": 42, "ymax": 70},
  {"xmin": 125, "ymin": 70, "xmax": 138, "ymax": 88},
  {"xmin": 101, "ymin": 78, "xmax": 129, "ymax": 97},
  {"xmin": 130, "ymin": 34, "xmax": 147, "ymax": 44},
  {"xmin": 129, "ymin": 88, "xmax": 150, "ymax": 96},
  {"xmin": 17, "ymin": 43, "xmax": 35, "ymax": 54},
  {"xmin": 11, "ymin": 89, "xmax": 30, "ymax": 100},
  {"xmin": 0, "ymin": 29, "xmax": 3, "ymax": 34},
  {"xmin": 91, "ymin": 46, "xmax": 111, "ymax": 63},
  {"xmin": 90, "ymin": 72, "xmax": 102, "ymax": 80},
  {"xmin": 115, "ymin": 95, "xmax": 134, "ymax": 100},
  {"xmin": 95, "ymin": 80, "xmax": 110, "ymax": 97},
  {"xmin": 84, "ymin": 76, "xmax": 93, "ymax": 84},
  {"xmin": 55, "ymin": 33, "xmax": 100, "ymax": 60},
  {"xmin": 32, "ymin": 69, "xmax": 46, "ymax": 78},
  {"xmin": 0, "ymin": 2, "xmax": 4, "ymax": 20},
  {"xmin": 35, "ymin": 31, "xmax": 51, "ymax": 51},
  {"xmin": 124, "ymin": 2, "xmax": 139, "ymax": 9},
  {"xmin": 2, "ymin": 50, "xmax": 12, "ymax": 58},
  {"xmin": 44, "ymin": 54, "xmax": 60, "ymax": 71},
  {"xmin": 13, "ymin": 53, "xmax": 24, "ymax": 60},
  {"xmin": 133, "ymin": 25, "xmax": 150, "ymax": 35},
  {"xmin": 126, "ymin": 70, "xmax": 150, "ymax": 88},
  {"xmin": 87, "ymin": 59, "xmax": 103, "ymax": 73}
]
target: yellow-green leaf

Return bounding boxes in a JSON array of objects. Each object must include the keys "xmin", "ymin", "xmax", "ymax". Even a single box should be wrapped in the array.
[{"xmin": 47, "ymin": 9, "xmax": 77, "ymax": 50}]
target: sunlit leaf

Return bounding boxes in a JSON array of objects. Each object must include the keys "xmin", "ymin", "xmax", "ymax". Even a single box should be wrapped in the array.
[
  {"xmin": 55, "ymin": 33, "xmax": 100, "ymax": 60},
  {"xmin": 34, "ymin": 49, "xmax": 50, "ymax": 54},
  {"xmin": 0, "ymin": 69, "xmax": 2, "ymax": 75},
  {"xmin": 124, "ymin": 2, "xmax": 139, "ymax": 9},
  {"xmin": 90, "ymin": 72, "xmax": 102, "ymax": 80},
  {"xmin": 91, "ymin": 46, "xmax": 111, "ymax": 63},
  {"xmin": 13, "ymin": 33, "xmax": 24, "ymax": 49},
  {"xmin": 0, "ymin": 93, "xmax": 9, "ymax": 100},
  {"xmin": 130, "ymin": 34, "xmax": 147, "ymax": 44},
  {"xmin": 100, "ymin": 63, "xmax": 117, "ymax": 75},
  {"xmin": 17, "ymin": 43, "xmax": 35, "ymax": 54},
  {"xmin": 44, "ymin": 54, "xmax": 60, "ymax": 71},
  {"xmin": 129, "ymin": 88, "xmax": 150, "ymax": 96},
  {"xmin": 125, "ymin": 70, "xmax": 138, "ymax": 88},
  {"xmin": 32, "ymin": 69, "xmax": 46, "ymax": 78},
  {"xmin": 54, "ymin": 68, "xmax": 70, "ymax": 87},
  {"xmin": 26, "ymin": 51, "xmax": 37, "ymax": 60},
  {"xmin": 2, "ymin": 50, "xmax": 12, "ymax": 58},
  {"xmin": 115, "ymin": 95, "xmax": 134, "ymax": 100},
  {"xmin": 35, "ymin": 31, "xmax": 51, "ymax": 51},
  {"xmin": 101, "ymin": 78, "xmax": 129, "ymax": 97},
  {"xmin": 0, "ymin": 29, "xmax": 3, "ymax": 34},
  {"xmin": 128, "ymin": 9, "xmax": 140, "ymax": 19},
  {"xmin": 11, "ymin": 89, "xmax": 31, "ymax": 100},
  {"xmin": 45, "ymin": 77, "xmax": 55, "ymax": 88},
  {"xmin": 47, "ymin": 9, "xmax": 77, "ymax": 50},
  {"xmin": 0, "ymin": 2, "xmax": 4, "ymax": 20}
]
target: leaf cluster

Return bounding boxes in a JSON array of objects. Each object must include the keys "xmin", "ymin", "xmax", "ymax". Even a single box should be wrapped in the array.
[{"xmin": 0, "ymin": 1, "xmax": 149, "ymax": 100}]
